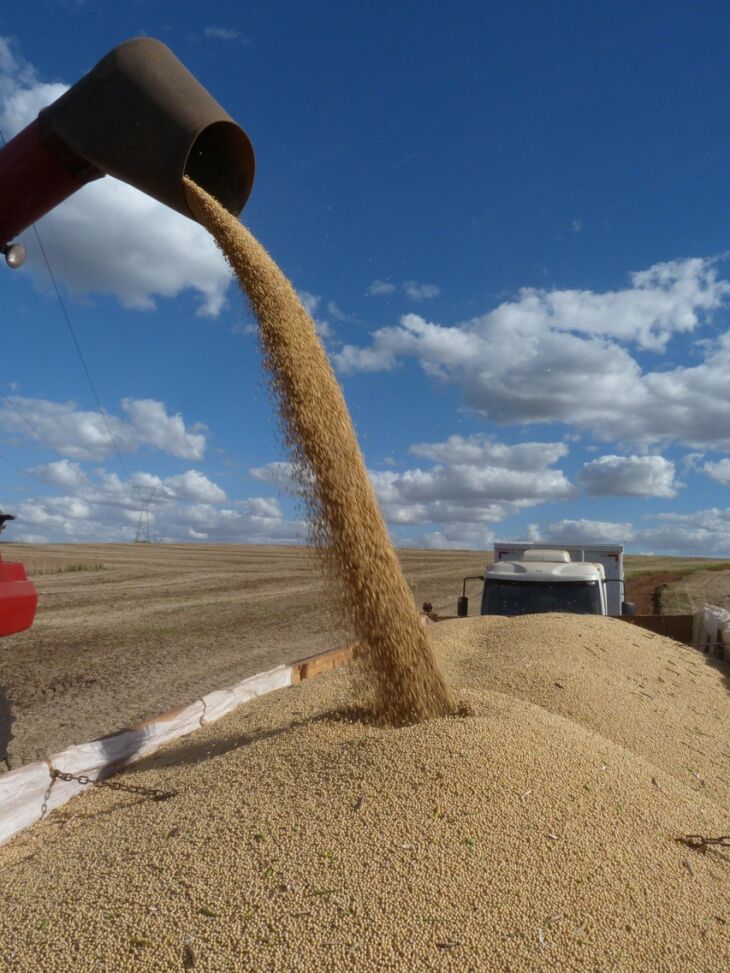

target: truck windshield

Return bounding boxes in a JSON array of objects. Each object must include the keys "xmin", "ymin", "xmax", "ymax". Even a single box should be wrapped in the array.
[{"xmin": 481, "ymin": 579, "xmax": 602, "ymax": 616}]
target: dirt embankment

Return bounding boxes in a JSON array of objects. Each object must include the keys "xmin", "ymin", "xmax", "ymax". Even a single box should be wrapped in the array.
[
  {"xmin": 625, "ymin": 573, "xmax": 688, "ymax": 614},
  {"xmin": 626, "ymin": 569, "xmax": 730, "ymax": 615}
]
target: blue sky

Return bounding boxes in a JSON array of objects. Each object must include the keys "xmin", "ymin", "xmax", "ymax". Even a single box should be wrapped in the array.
[{"xmin": 1, "ymin": 0, "xmax": 730, "ymax": 553}]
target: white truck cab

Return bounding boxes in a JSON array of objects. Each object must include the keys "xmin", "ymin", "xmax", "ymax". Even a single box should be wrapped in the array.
[{"xmin": 458, "ymin": 543, "xmax": 634, "ymax": 618}]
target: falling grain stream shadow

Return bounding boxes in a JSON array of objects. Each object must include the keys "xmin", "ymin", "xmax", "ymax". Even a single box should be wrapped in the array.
[{"xmin": 125, "ymin": 708, "xmax": 362, "ymax": 777}]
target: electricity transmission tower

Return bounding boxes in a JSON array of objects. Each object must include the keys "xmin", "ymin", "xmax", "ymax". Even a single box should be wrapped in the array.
[{"xmin": 133, "ymin": 487, "xmax": 156, "ymax": 544}]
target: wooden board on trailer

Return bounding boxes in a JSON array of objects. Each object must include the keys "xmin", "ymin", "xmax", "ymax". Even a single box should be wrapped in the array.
[
  {"xmin": 291, "ymin": 644, "xmax": 357, "ymax": 683},
  {"xmin": 620, "ymin": 613, "xmax": 694, "ymax": 645}
]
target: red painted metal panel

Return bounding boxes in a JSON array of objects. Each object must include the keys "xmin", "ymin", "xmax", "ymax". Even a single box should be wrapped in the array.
[
  {"xmin": 0, "ymin": 121, "xmax": 96, "ymax": 245},
  {"xmin": 0, "ymin": 559, "xmax": 38, "ymax": 636}
]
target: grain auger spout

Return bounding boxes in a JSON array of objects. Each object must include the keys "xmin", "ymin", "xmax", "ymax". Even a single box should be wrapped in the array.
[{"xmin": 0, "ymin": 36, "xmax": 255, "ymax": 268}]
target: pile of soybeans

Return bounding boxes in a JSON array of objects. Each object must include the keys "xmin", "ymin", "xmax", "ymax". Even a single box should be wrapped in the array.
[{"xmin": 1, "ymin": 614, "xmax": 728, "ymax": 972}]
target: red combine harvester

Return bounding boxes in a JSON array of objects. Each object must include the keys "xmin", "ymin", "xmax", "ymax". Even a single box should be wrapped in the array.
[
  {"xmin": 0, "ymin": 515, "xmax": 38, "ymax": 762},
  {"xmin": 0, "ymin": 38, "xmax": 255, "ymax": 761},
  {"xmin": 0, "ymin": 561, "xmax": 36, "ymax": 633}
]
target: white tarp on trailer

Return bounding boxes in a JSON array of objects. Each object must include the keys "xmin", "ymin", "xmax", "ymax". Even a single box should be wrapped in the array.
[{"xmin": 0, "ymin": 663, "xmax": 292, "ymax": 848}]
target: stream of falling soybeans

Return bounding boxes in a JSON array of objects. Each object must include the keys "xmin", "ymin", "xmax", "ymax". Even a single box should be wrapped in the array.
[{"xmin": 184, "ymin": 177, "xmax": 455, "ymax": 724}]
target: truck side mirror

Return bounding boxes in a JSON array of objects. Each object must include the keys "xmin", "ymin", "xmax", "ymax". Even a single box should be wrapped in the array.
[
  {"xmin": 457, "ymin": 596, "xmax": 468, "ymax": 618},
  {"xmin": 622, "ymin": 601, "xmax": 636, "ymax": 616}
]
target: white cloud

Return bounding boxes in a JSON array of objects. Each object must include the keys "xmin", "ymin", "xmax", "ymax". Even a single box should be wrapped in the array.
[
  {"xmin": 162, "ymin": 470, "xmax": 226, "ymax": 503},
  {"xmin": 0, "ymin": 39, "xmax": 232, "ymax": 316},
  {"xmin": 0, "ymin": 38, "xmax": 34, "ymax": 84},
  {"xmin": 334, "ymin": 258, "xmax": 730, "ymax": 450},
  {"xmin": 2, "ymin": 463, "xmax": 303, "ymax": 544},
  {"xmin": 579, "ymin": 455, "xmax": 678, "ymax": 498},
  {"xmin": 121, "ymin": 400, "xmax": 207, "ymax": 459},
  {"xmin": 403, "ymin": 281, "xmax": 441, "ymax": 301},
  {"xmin": 636, "ymin": 507, "xmax": 730, "ymax": 556},
  {"xmin": 528, "ymin": 510, "xmax": 730, "ymax": 555},
  {"xmin": 242, "ymin": 496, "xmax": 282, "ymax": 518},
  {"xmin": 11, "ymin": 494, "xmax": 305, "ymax": 545},
  {"xmin": 249, "ymin": 437, "xmax": 572, "ymax": 529},
  {"xmin": 367, "ymin": 280, "xmax": 442, "ymax": 301},
  {"xmin": 701, "ymin": 458, "xmax": 730, "ymax": 486},
  {"xmin": 371, "ymin": 435, "xmax": 574, "ymax": 526},
  {"xmin": 204, "ymin": 26, "xmax": 240, "ymax": 40},
  {"xmin": 27, "ymin": 459, "xmax": 88, "ymax": 489},
  {"xmin": 522, "ymin": 523, "xmax": 543, "ymax": 543},
  {"xmin": 371, "ymin": 464, "xmax": 571, "ymax": 506},
  {"xmin": 297, "ymin": 291, "xmax": 331, "ymax": 338},
  {"xmin": 419, "ymin": 523, "xmax": 495, "ymax": 550},
  {"xmin": 410, "ymin": 435, "xmax": 568, "ymax": 471},
  {"xmin": 364, "ymin": 258, "xmax": 724, "ymax": 339},
  {"xmin": 1, "ymin": 396, "xmax": 207, "ymax": 461},
  {"xmin": 327, "ymin": 301, "xmax": 351, "ymax": 322},
  {"xmin": 542, "ymin": 519, "xmax": 635, "ymax": 545},
  {"xmin": 682, "ymin": 452, "xmax": 705, "ymax": 473},
  {"xmin": 367, "ymin": 280, "xmax": 396, "ymax": 296},
  {"xmin": 13, "ymin": 532, "xmax": 49, "ymax": 545},
  {"xmin": 298, "ymin": 291, "xmax": 320, "ymax": 316},
  {"xmin": 332, "ymin": 344, "xmax": 397, "ymax": 373},
  {"xmin": 541, "ymin": 258, "xmax": 727, "ymax": 350},
  {"xmin": 24, "ymin": 465, "xmax": 225, "ymax": 506},
  {"xmin": 249, "ymin": 461, "xmax": 297, "ymax": 490}
]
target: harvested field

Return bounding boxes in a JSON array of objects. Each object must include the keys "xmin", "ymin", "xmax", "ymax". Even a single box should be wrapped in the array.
[
  {"xmin": 1, "ymin": 615, "xmax": 728, "ymax": 972},
  {"xmin": 662, "ymin": 569, "xmax": 730, "ymax": 615},
  {"xmin": 0, "ymin": 543, "xmax": 486, "ymax": 770},
  {"xmin": 3, "ymin": 543, "xmax": 729, "ymax": 772}
]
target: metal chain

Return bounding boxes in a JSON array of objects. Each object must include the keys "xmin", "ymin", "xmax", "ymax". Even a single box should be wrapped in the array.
[
  {"xmin": 52, "ymin": 769, "xmax": 176, "ymax": 802},
  {"xmin": 677, "ymin": 833, "xmax": 730, "ymax": 852},
  {"xmin": 40, "ymin": 778, "xmax": 54, "ymax": 819}
]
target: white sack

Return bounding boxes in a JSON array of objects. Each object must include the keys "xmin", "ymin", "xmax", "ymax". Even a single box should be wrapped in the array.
[{"xmin": 693, "ymin": 604, "xmax": 730, "ymax": 661}]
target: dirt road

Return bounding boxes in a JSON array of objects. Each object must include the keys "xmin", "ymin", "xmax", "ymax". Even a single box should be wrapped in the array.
[{"xmin": 1, "ymin": 543, "xmax": 486, "ymax": 770}]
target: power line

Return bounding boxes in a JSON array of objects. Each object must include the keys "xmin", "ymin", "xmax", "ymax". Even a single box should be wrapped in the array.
[
  {"xmin": 0, "ymin": 452, "xmax": 151, "ymax": 548},
  {"xmin": 27, "ymin": 224, "xmax": 131, "ymax": 479},
  {"xmin": 0, "ymin": 391, "xmax": 60, "ymax": 455},
  {"xmin": 0, "ymin": 116, "xmax": 130, "ymax": 480},
  {"xmin": 0, "ymin": 450, "xmax": 28, "ymax": 474}
]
